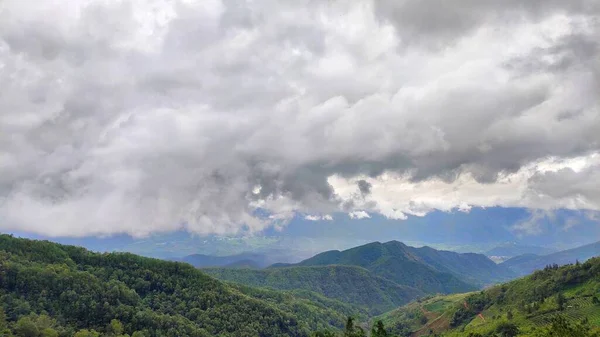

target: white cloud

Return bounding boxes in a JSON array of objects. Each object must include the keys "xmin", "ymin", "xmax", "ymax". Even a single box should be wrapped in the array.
[
  {"xmin": 330, "ymin": 154, "xmax": 600, "ymax": 220},
  {"xmin": 0, "ymin": 0, "xmax": 598, "ymax": 236},
  {"xmin": 305, "ymin": 214, "xmax": 333, "ymax": 221},
  {"xmin": 349, "ymin": 211, "xmax": 371, "ymax": 219}
]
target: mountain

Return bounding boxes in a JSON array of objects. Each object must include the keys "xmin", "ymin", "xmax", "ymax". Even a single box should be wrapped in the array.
[
  {"xmin": 0, "ymin": 234, "xmax": 350, "ymax": 336},
  {"xmin": 223, "ymin": 259, "xmax": 263, "ymax": 269},
  {"xmin": 287, "ymin": 241, "xmax": 513, "ymax": 289},
  {"xmin": 204, "ymin": 265, "xmax": 425, "ymax": 315},
  {"xmin": 407, "ymin": 245, "xmax": 516, "ymax": 286},
  {"xmin": 174, "ymin": 252, "xmax": 272, "ymax": 268},
  {"xmin": 485, "ymin": 242, "xmax": 556, "ymax": 261},
  {"xmin": 501, "ymin": 240, "xmax": 600, "ymax": 276},
  {"xmin": 377, "ymin": 256, "xmax": 600, "ymax": 336},
  {"xmin": 9, "ymin": 230, "xmax": 316, "ymax": 261}
]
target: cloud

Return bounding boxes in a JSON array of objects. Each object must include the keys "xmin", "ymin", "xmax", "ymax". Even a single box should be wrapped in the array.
[
  {"xmin": 374, "ymin": 0, "xmax": 600, "ymax": 47},
  {"xmin": 330, "ymin": 154, "xmax": 600, "ymax": 221},
  {"xmin": 509, "ymin": 208, "xmax": 600, "ymax": 237},
  {"xmin": 357, "ymin": 180, "xmax": 372, "ymax": 196},
  {"xmin": 349, "ymin": 211, "xmax": 371, "ymax": 220},
  {"xmin": 0, "ymin": 0, "xmax": 598, "ymax": 236},
  {"xmin": 527, "ymin": 159, "xmax": 600, "ymax": 210},
  {"xmin": 511, "ymin": 210, "xmax": 554, "ymax": 237},
  {"xmin": 304, "ymin": 214, "xmax": 333, "ymax": 221}
]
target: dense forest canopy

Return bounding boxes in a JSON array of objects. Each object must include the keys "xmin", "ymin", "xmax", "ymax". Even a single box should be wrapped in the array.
[{"xmin": 0, "ymin": 234, "xmax": 348, "ymax": 336}]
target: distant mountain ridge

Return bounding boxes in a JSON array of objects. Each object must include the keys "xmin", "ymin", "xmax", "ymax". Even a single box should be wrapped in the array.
[
  {"xmin": 485, "ymin": 242, "xmax": 556, "ymax": 258},
  {"xmin": 287, "ymin": 241, "xmax": 515, "ymax": 287},
  {"xmin": 174, "ymin": 252, "xmax": 273, "ymax": 268},
  {"xmin": 501, "ymin": 240, "xmax": 600, "ymax": 276}
]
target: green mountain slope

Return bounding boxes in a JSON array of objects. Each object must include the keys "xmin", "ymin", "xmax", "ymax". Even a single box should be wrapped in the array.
[
  {"xmin": 286, "ymin": 241, "xmax": 506, "ymax": 292},
  {"xmin": 501, "ymin": 241, "xmax": 600, "ymax": 276},
  {"xmin": 0, "ymin": 234, "xmax": 347, "ymax": 336},
  {"xmin": 378, "ymin": 257, "xmax": 600, "ymax": 336},
  {"xmin": 204, "ymin": 265, "xmax": 424, "ymax": 315}
]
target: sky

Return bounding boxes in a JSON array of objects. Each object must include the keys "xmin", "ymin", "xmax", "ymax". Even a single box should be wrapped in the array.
[{"xmin": 0, "ymin": 0, "xmax": 599, "ymax": 239}]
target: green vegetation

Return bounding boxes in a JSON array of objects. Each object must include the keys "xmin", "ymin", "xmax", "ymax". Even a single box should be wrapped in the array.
[
  {"xmin": 377, "ymin": 257, "xmax": 600, "ymax": 336},
  {"xmin": 0, "ymin": 234, "xmax": 349, "ymax": 336},
  {"xmin": 204, "ymin": 265, "xmax": 424, "ymax": 315}
]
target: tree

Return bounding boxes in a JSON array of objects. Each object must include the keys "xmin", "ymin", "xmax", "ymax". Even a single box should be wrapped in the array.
[
  {"xmin": 0, "ymin": 309, "xmax": 12, "ymax": 337},
  {"xmin": 371, "ymin": 320, "xmax": 388, "ymax": 337},
  {"xmin": 14, "ymin": 317, "xmax": 39, "ymax": 337},
  {"xmin": 73, "ymin": 330, "xmax": 101, "ymax": 337},
  {"xmin": 592, "ymin": 296, "xmax": 600, "ymax": 305},
  {"xmin": 353, "ymin": 327, "xmax": 366, "ymax": 337},
  {"xmin": 495, "ymin": 322, "xmax": 519, "ymax": 337},
  {"xmin": 344, "ymin": 317, "xmax": 366, "ymax": 337},
  {"xmin": 107, "ymin": 319, "xmax": 124, "ymax": 336},
  {"xmin": 0, "ymin": 309, "xmax": 7, "ymax": 330},
  {"xmin": 40, "ymin": 328, "xmax": 59, "ymax": 337},
  {"xmin": 556, "ymin": 293, "xmax": 566, "ymax": 311},
  {"xmin": 312, "ymin": 331, "xmax": 336, "ymax": 337},
  {"xmin": 344, "ymin": 317, "xmax": 355, "ymax": 337},
  {"xmin": 34, "ymin": 315, "xmax": 54, "ymax": 331}
]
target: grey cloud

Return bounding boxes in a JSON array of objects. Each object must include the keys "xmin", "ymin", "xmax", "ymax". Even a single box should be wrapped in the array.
[
  {"xmin": 357, "ymin": 180, "xmax": 372, "ymax": 196},
  {"xmin": 527, "ymin": 164, "xmax": 600, "ymax": 208},
  {"xmin": 374, "ymin": 0, "xmax": 600, "ymax": 47},
  {"xmin": 0, "ymin": 0, "xmax": 599, "ymax": 236}
]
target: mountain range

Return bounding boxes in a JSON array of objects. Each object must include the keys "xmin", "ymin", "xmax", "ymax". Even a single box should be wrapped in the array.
[
  {"xmin": 203, "ymin": 241, "xmax": 517, "ymax": 316},
  {"xmin": 484, "ymin": 242, "xmax": 557, "ymax": 261},
  {"xmin": 172, "ymin": 252, "xmax": 273, "ymax": 268},
  {"xmin": 282, "ymin": 241, "xmax": 515, "ymax": 287},
  {"xmin": 501, "ymin": 240, "xmax": 600, "ymax": 276}
]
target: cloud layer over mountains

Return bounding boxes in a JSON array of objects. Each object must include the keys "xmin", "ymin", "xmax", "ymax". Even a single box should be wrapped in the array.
[{"xmin": 1, "ymin": 0, "xmax": 599, "ymax": 236}]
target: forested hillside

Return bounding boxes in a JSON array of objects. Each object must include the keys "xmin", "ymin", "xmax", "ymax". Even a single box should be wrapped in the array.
[
  {"xmin": 204, "ymin": 265, "xmax": 424, "ymax": 315},
  {"xmin": 0, "ymin": 234, "xmax": 348, "ymax": 337},
  {"xmin": 378, "ymin": 257, "xmax": 600, "ymax": 336}
]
